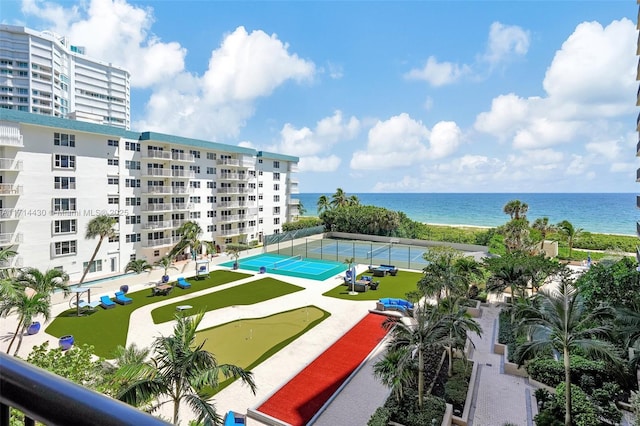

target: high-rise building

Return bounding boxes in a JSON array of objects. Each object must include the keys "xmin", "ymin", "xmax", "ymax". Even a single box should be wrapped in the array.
[
  {"xmin": 0, "ymin": 109, "xmax": 299, "ymax": 282},
  {"xmin": 0, "ymin": 25, "xmax": 130, "ymax": 129}
]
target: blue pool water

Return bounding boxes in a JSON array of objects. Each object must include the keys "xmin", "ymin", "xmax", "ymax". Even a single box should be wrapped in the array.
[{"xmin": 220, "ymin": 254, "xmax": 346, "ymax": 281}]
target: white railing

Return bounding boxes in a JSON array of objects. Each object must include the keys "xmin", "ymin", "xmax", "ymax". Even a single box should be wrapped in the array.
[
  {"xmin": 171, "ymin": 187, "xmax": 193, "ymax": 194},
  {"xmin": 143, "ymin": 150, "xmax": 172, "ymax": 160},
  {"xmin": 171, "ymin": 170, "xmax": 195, "ymax": 178},
  {"xmin": 143, "ymin": 168, "xmax": 172, "ymax": 177},
  {"xmin": 217, "ymin": 158, "xmax": 240, "ymax": 166},
  {"xmin": 171, "ymin": 153, "xmax": 195, "ymax": 162},
  {"xmin": 142, "ymin": 186, "xmax": 172, "ymax": 195},
  {"xmin": 142, "ymin": 237, "xmax": 179, "ymax": 248},
  {"xmin": 288, "ymin": 198, "xmax": 300, "ymax": 205},
  {"xmin": 141, "ymin": 220, "xmax": 173, "ymax": 229},
  {"xmin": 219, "ymin": 173, "xmax": 240, "ymax": 180},
  {"xmin": 0, "ymin": 184, "xmax": 22, "ymax": 195},
  {"xmin": 0, "ymin": 127, "xmax": 24, "ymax": 147},
  {"xmin": 0, "ymin": 255, "xmax": 23, "ymax": 268},
  {"xmin": 0, "ymin": 232, "xmax": 22, "ymax": 244},
  {"xmin": 0, "ymin": 159, "xmax": 23, "ymax": 171},
  {"xmin": 218, "ymin": 215, "xmax": 240, "ymax": 223},
  {"xmin": 219, "ymin": 229, "xmax": 240, "ymax": 236},
  {"xmin": 172, "ymin": 219, "xmax": 187, "ymax": 228},
  {"xmin": 142, "ymin": 204, "xmax": 172, "ymax": 212}
]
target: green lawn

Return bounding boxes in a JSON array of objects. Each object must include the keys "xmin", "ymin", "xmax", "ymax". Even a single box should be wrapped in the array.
[
  {"xmin": 150, "ymin": 278, "xmax": 304, "ymax": 323},
  {"xmin": 197, "ymin": 305, "xmax": 330, "ymax": 394},
  {"xmin": 45, "ymin": 270, "xmax": 252, "ymax": 358},
  {"xmin": 322, "ymin": 270, "xmax": 422, "ymax": 300}
]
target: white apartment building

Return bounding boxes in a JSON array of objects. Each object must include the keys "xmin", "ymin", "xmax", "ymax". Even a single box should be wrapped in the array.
[
  {"xmin": 0, "ymin": 25, "xmax": 130, "ymax": 129},
  {"xmin": 0, "ymin": 109, "xmax": 299, "ymax": 283}
]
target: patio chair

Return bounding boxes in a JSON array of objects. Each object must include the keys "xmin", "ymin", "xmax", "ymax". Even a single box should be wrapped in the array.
[
  {"xmin": 114, "ymin": 291, "xmax": 132, "ymax": 305},
  {"xmin": 177, "ymin": 277, "xmax": 191, "ymax": 289},
  {"xmin": 100, "ymin": 295, "xmax": 116, "ymax": 309},
  {"xmin": 369, "ymin": 281, "xmax": 380, "ymax": 290}
]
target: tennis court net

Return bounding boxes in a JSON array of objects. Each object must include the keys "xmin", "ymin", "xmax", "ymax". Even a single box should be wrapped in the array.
[
  {"xmin": 366, "ymin": 244, "xmax": 391, "ymax": 259},
  {"xmin": 273, "ymin": 255, "xmax": 303, "ymax": 269}
]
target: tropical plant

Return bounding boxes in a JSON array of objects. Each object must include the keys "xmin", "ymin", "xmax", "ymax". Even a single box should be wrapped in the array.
[
  {"xmin": 484, "ymin": 252, "xmax": 529, "ymax": 301},
  {"xmin": 0, "ymin": 245, "xmax": 17, "ymax": 278},
  {"xmin": 513, "ymin": 272, "xmax": 620, "ymax": 426},
  {"xmin": 532, "ymin": 217, "xmax": 556, "ymax": 253},
  {"xmin": 418, "ymin": 247, "xmax": 479, "ymax": 306},
  {"xmin": 330, "ymin": 187, "xmax": 349, "ymax": 208},
  {"xmin": 17, "ymin": 267, "xmax": 70, "ymax": 298},
  {"xmin": 316, "ymin": 195, "xmax": 331, "ymax": 214},
  {"xmin": 503, "ymin": 200, "xmax": 529, "ymax": 220},
  {"xmin": 380, "ymin": 305, "xmax": 454, "ymax": 409},
  {"xmin": 124, "ymin": 259, "xmax": 153, "ymax": 274},
  {"xmin": 114, "ymin": 312, "xmax": 256, "ymax": 425},
  {"xmin": 557, "ymin": 220, "xmax": 583, "ymax": 259},
  {"xmin": 344, "ymin": 257, "xmax": 355, "ymax": 293},
  {"xmin": 225, "ymin": 243, "xmax": 248, "ymax": 269},
  {"xmin": 170, "ymin": 220, "xmax": 214, "ymax": 259},
  {"xmin": 154, "ymin": 256, "xmax": 178, "ymax": 279},
  {"xmin": 79, "ymin": 215, "xmax": 117, "ymax": 285},
  {"xmin": 1, "ymin": 287, "xmax": 50, "ymax": 355}
]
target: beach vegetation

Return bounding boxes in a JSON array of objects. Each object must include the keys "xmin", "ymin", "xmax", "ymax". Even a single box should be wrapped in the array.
[
  {"xmin": 556, "ymin": 220, "xmax": 583, "ymax": 259},
  {"xmin": 282, "ymin": 217, "xmax": 322, "ymax": 231},
  {"xmin": 124, "ymin": 259, "xmax": 153, "ymax": 274},
  {"xmin": 113, "ymin": 311, "xmax": 256, "ymax": 425},
  {"xmin": 79, "ymin": 215, "xmax": 117, "ymax": 285},
  {"xmin": 170, "ymin": 220, "xmax": 215, "ymax": 259},
  {"xmin": 153, "ymin": 255, "xmax": 178, "ymax": 278}
]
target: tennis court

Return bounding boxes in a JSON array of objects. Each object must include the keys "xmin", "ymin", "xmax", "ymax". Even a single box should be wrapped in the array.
[{"xmin": 219, "ymin": 254, "xmax": 347, "ymax": 281}]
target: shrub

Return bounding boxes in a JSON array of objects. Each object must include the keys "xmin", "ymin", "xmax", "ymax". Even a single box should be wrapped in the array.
[
  {"xmin": 525, "ymin": 355, "xmax": 608, "ymax": 388},
  {"xmin": 475, "ymin": 291, "xmax": 488, "ymax": 303},
  {"xmin": 282, "ymin": 217, "xmax": 323, "ymax": 231},
  {"xmin": 367, "ymin": 406, "xmax": 391, "ymax": 426},
  {"xmin": 498, "ymin": 311, "xmax": 516, "ymax": 345}
]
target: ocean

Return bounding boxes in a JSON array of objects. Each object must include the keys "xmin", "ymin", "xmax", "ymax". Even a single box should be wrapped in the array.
[{"xmin": 297, "ymin": 193, "xmax": 638, "ymax": 236}]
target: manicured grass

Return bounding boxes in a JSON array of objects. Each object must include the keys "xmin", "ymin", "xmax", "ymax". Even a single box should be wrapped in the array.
[
  {"xmin": 151, "ymin": 278, "xmax": 304, "ymax": 324},
  {"xmin": 197, "ymin": 305, "xmax": 330, "ymax": 394},
  {"xmin": 45, "ymin": 270, "xmax": 252, "ymax": 358},
  {"xmin": 322, "ymin": 270, "xmax": 422, "ymax": 300}
]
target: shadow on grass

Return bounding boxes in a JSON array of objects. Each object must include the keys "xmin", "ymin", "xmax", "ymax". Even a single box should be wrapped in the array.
[
  {"xmin": 45, "ymin": 270, "xmax": 252, "ymax": 358},
  {"xmin": 322, "ymin": 270, "xmax": 422, "ymax": 301}
]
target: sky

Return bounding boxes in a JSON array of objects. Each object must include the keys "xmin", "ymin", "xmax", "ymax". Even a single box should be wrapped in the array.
[{"xmin": 3, "ymin": 0, "xmax": 639, "ymax": 193}]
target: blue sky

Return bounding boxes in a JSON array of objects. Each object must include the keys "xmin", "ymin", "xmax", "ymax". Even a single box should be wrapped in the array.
[{"xmin": 3, "ymin": 0, "xmax": 638, "ymax": 193}]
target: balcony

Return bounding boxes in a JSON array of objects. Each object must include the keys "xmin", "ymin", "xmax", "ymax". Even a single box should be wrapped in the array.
[
  {"xmin": 0, "ymin": 255, "xmax": 23, "ymax": 268},
  {"xmin": 0, "ymin": 352, "xmax": 172, "ymax": 426},
  {"xmin": 0, "ymin": 232, "xmax": 22, "ymax": 245},
  {"xmin": 142, "ymin": 186, "xmax": 172, "ymax": 195},
  {"xmin": 142, "ymin": 168, "xmax": 172, "ymax": 177},
  {"xmin": 288, "ymin": 198, "xmax": 300, "ymax": 205},
  {"xmin": 289, "ymin": 163, "xmax": 299, "ymax": 173},
  {"xmin": 170, "ymin": 152, "xmax": 195, "ymax": 163},
  {"xmin": 217, "ymin": 187, "xmax": 252, "ymax": 194},
  {"xmin": 142, "ymin": 203, "xmax": 172, "ymax": 212},
  {"xmin": 142, "ymin": 236, "xmax": 180, "ymax": 248},
  {"xmin": 141, "ymin": 151, "xmax": 194, "ymax": 162},
  {"xmin": 0, "ymin": 158, "xmax": 22, "ymax": 171},
  {"xmin": 0, "ymin": 208, "xmax": 18, "ymax": 220},
  {"xmin": 171, "ymin": 170, "xmax": 195, "ymax": 179},
  {"xmin": 172, "ymin": 219, "xmax": 188, "ymax": 228},
  {"xmin": 0, "ymin": 184, "xmax": 22, "ymax": 196},
  {"xmin": 219, "ymin": 228, "xmax": 241, "ymax": 236},
  {"xmin": 0, "ymin": 127, "xmax": 24, "ymax": 147},
  {"xmin": 141, "ymin": 220, "xmax": 173, "ymax": 230},
  {"xmin": 171, "ymin": 187, "xmax": 194, "ymax": 195},
  {"xmin": 218, "ymin": 215, "xmax": 240, "ymax": 223}
]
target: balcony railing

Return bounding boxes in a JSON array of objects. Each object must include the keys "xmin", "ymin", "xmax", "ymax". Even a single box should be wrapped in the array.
[
  {"xmin": 0, "ymin": 158, "xmax": 22, "ymax": 171},
  {"xmin": 0, "ymin": 255, "xmax": 23, "ymax": 268},
  {"xmin": 170, "ymin": 153, "xmax": 195, "ymax": 162},
  {"xmin": 0, "ymin": 128, "xmax": 24, "ymax": 147},
  {"xmin": 0, "ymin": 232, "xmax": 22, "ymax": 244},
  {"xmin": 142, "ymin": 186, "xmax": 172, "ymax": 195},
  {"xmin": 171, "ymin": 187, "xmax": 193, "ymax": 195},
  {"xmin": 218, "ymin": 215, "xmax": 240, "ymax": 223},
  {"xmin": 171, "ymin": 170, "xmax": 195, "ymax": 179},
  {"xmin": 0, "ymin": 352, "xmax": 171, "ymax": 426},
  {"xmin": 141, "ymin": 220, "xmax": 173, "ymax": 230},
  {"xmin": 142, "ymin": 237, "xmax": 179, "ymax": 247},
  {"xmin": 288, "ymin": 198, "xmax": 300, "ymax": 205},
  {"xmin": 219, "ymin": 229, "xmax": 241, "ymax": 236},
  {"xmin": 143, "ymin": 168, "xmax": 172, "ymax": 177},
  {"xmin": 142, "ymin": 204, "xmax": 172, "ymax": 212},
  {"xmin": 0, "ymin": 184, "xmax": 22, "ymax": 195},
  {"xmin": 142, "ymin": 151, "xmax": 195, "ymax": 162}
]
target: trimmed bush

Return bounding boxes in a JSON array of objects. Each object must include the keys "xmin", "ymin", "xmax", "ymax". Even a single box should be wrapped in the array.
[{"xmin": 525, "ymin": 355, "xmax": 607, "ymax": 388}]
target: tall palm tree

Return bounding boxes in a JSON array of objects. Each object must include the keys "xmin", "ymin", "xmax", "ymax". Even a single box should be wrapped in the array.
[
  {"xmin": 419, "ymin": 247, "xmax": 476, "ymax": 306},
  {"xmin": 381, "ymin": 305, "xmax": 454, "ymax": 408},
  {"xmin": 0, "ymin": 286, "xmax": 50, "ymax": 355},
  {"xmin": 79, "ymin": 215, "xmax": 117, "ymax": 285},
  {"xmin": 532, "ymin": 217, "xmax": 556, "ymax": 252},
  {"xmin": 373, "ymin": 343, "xmax": 415, "ymax": 402},
  {"xmin": 513, "ymin": 273, "xmax": 620, "ymax": 426},
  {"xmin": 348, "ymin": 195, "xmax": 360, "ymax": 206},
  {"xmin": 503, "ymin": 199, "xmax": 529, "ymax": 220},
  {"xmin": 124, "ymin": 259, "xmax": 153, "ymax": 274},
  {"xmin": 170, "ymin": 220, "xmax": 214, "ymax": 259},
  {"xmin": 557, "ymin": 220, "xmax": 583, "ymax": 258},
  {"xmin": 17, "ymin": 267, "xmax": 70, "ymax": 298},
  {"xmin": 484, "ymin": 252, "xmax": 529, "ymax": 301},
  {"xmin": 316, "ymin": 195, "xmax": 331, "ymax": 214},
  {"xmin": 115, "ymin": 312, "xmax": 256, "ymax": 425},
  {"xmin": 330, "ymin": 188, "xmax": 349, "ymax": 208}
]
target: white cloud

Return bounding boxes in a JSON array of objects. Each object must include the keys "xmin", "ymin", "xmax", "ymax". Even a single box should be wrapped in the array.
[
  {"xmin": 428, "ymin": 121, "xmax": 462, "ymax": 159},
  {"xmin": 404, "ymin": 56, "xmax": 470, "ymax": 87},
  {"xmin": 610, "ymin": 162, "xmax": 635, "ymax": 173},
  {"xmin": 298, "ymin": 155, "xmax": 341, "ymax": 172},
  {"xmin": 474, "ymin": 93, "xmax": 531, "ymax": 140},
  {"xmin": 482, "ymin": 22, "xmax": 530, "ymax": 65},
  {"xmin": 585, "ymin": 139, "xmax": 621, "ymax": 161}
]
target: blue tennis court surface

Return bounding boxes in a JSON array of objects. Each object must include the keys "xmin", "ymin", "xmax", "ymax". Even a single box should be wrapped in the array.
[
  {"xmin": 307, "ymin": 241, "xmax": 429, "ymax": 266},
  {"xmin": 219, "ymin": 253, "xmax": 347, "ymax": 281}
]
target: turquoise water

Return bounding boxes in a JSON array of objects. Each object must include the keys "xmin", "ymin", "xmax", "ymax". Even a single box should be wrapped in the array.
[
  {"xmin": 73, "ymin": 272, "xmax": 134, "ymax": 288},
  {"xmin": 298, "ymin": 193, "xmax": 637, "ymax": 236},
  {"xmin": 220, "ymin": 253, "xmax": 346, "ymax": 281}
]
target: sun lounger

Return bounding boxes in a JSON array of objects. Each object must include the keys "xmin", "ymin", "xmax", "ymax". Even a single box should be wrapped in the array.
[
  {"xmin": 114, "ymin": 291, "xmax": 132, "ymax": 305},
  {"xmin": 100, "ymin": 295, "xmax": 116, "ymax": 309},
  {"xmin": 176, "ymin": 277, "xmax": 191, "ymax": 289}
]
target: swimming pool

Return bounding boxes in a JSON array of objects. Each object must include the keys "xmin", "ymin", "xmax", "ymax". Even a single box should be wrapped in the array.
[{"xmin": 220, "ymin": 254, "xmax": 346, "ymax": 281}]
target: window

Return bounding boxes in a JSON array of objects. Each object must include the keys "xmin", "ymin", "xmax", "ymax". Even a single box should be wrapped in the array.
[
  {"xmin": 107, "ymin": 139, "xmax": 119, "ymax": 147},
  {"xmin": 130, "ymin": 254, "xmax": 136, "ymax": 261},
  {"xmin": 53, "ymin": 132, "xmax": 75, "ymax": 147},
  {"xmin": 207, "ymin": 211, "xmax": 215, "ymax": 218},
  {"xmin": 107, "ymin": 158, "xmax": 119, "ymax": 166},
  {"xmin": 206, "ymin": 152, "xmax": 215, "ymax": 160},
  {"xmin": 258, "ymin": 182, "xmax": 263, "ymax": 188},
  {"xmin": 126, "ymin": 215, "xmax": 141, "ymax": 224},
  {"xmin": 274, "ymin": 172, "xmax": 280, "ymax": 181},
  {"xmin": 273, "ymin": 195, "xmax": 280, "ymax": 202},
  {"xmin": 274, "ymin": 218, "xmax": 280, "ymax": 225},
  {"xmin": 249, "ymin": 220, "xmax": 256, "ymax": 227},
  {"xmin": 54, "ymin": 154, "xmax": 75, "ymax": 169},
  {"xmin": 126, "ymin": 233, "xmax": 141, "ymax": 243},
  {"xmin": 273, "ymin": 206, "xmax": 281, "ymax": 214},
  {"xmin": 249, "ymin": 195, "xmax": 256, "ymax": 201},
  {"xmin": 258, "ymin": 171, "xmax": 263, "ymax": 176},
  {"xmin": 190, "ymin": 150, "xmax": 200, "ymax": 158},
  {"xmin": 206, "ymin": 167, "xmax": 216, "ymax": 175},
  {"xmin": 189, "ymin": 196, "xmax": 201, "ymax": 203},
  {"xmin": 53, "ymin": 219, "xmax": 76, "ymax": 234},
  {"xmin": 108, "ymin": 177, "xmax": 118, "ymax": 185},
  {"xmin": 259, "ymin": 207, "xmax": 263, "ymax": 212},
  {"xmin": 54, "ymin": 176, "xmax": 76, "ymax": 189},
  {"xmin": 190, "ymin": 212, "xmax": 201, "ymax": 219},
  {"xmin": 82, "ymin": 260, "xmax": 102, "ymax": 273},
  {"xmin": 189, "ymin": 181, "xmax": 201, "ymax": 188},
  {"xmin": 54, "ymin": 240, "xmax": 76, "ymax": 256},
  {"xmin": 52, "ymin": 198, "xmax": 76, "ymax": 211},
  {"xmin": 125, "ymin": 197, "xmax": 140, "ymax": 206},
  {"xmin": 274, "ymin": 184, "xmax": 280, "ymax": 191},
  {"xmin": 125, "ymin": 179, "xmax": 140, "ymax": 188},
  {"xmin": 258, "ymin": 218, "xmax": 263, "ymax": 224},
  {"xmin": 108, "ymin": 197, "xmax": 119, "ymax": 205},
  {"xmin": 125, "ymin": 142, "xmax": 140, "ymax": 151},
  {"xmin": 273, "ymin": 161, "xmax": 280, "ymax": 168},
  {"xmin": 258, "ymin": 195, "xmax": 263, "ymax": 200},
  {"xmin": 189, "ymin": 165, "xmax": 200, "ymax": 173},
  {"xmin": 108, "ymin": 235, "xmax": 120, "ymax": 243},
  {"xmin": 125, "ymin": 160, "xmax": 140, "ymax": 170},
  {"xmin": 207, "ymin": 225, "xmax": 214, "ymax": 232},
  {"xmin": 207, "ymin": 196, "xmax": 215, "ymax": 203},
  {"xmin": 153, "ymin": 250, "xmax": 160, "ymax": 257},
  {"xmin": 258, "ymin": 159, "xmax": 263, "ymax": 164}
]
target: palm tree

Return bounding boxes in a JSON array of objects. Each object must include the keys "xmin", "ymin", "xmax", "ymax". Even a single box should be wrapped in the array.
[
  {"xmin": 513, "ymin": 272, "xmax": 620, "ymax": 426},
  {"xmin": 0, "ymin": 285, "xmax": 51, "ymax": 355},
  {"xmin": 0, "ymin": 245, "xmax": 17, "ymax": 278},
  {"xmin": 154, "ymin": 256, "xmax": 178, "ymax": 281},
  {"xmin": 503, "ymin": 199, "xmax": 529, "ymax": 220},
  {"xmin": 348, "ymin": 195, "xmax": 360, "ymax": 206},
  {"xmin": 381, "ymin": 305, "xmax": 454, "ymax": 408},
  {"xmin": 484, "ymin": 252, "xmax": 529, "ymax": 301},
  {"xmin": 532, "ymin": 217, "xmax": 556, "ymax": 253},
  {"xmin": 17, "ymin": 267, "xmax": 70, "ymax": 298},
  {"xmin": 124, "ymin": 259, "xmax": 153, "ymax": 274},
  {"xmin": 419, "ymin": 247, "xmax": 477, "ymax": 306},
  {"xmin": 79, "ymin": 215, "xmax": 117, "ymax": 285},
  {"xmin": 557, "ymin": 220, "xmax": 583, "ymax": 258},
  {"xmin": 442, "ymin": 305, "xmax": 482, "ymax": 377},
  {"xmin": 344, "ymin": 257, "xmax": 355, "ymax": 293},
  {"xmin": 115, "ymin": 312, "xmax": 256, "ymax": 425},
  {"xmin": 225, "ymin": 243, "xmax": 248, "ymax": 269},
  {"xmin": 170, "ymin": 220, "xmax": 214, "ymax": 259},
  {"xmin": 373, "ymin": 344, "xmax": 415, "ymax": 402},
  {"xmin": 316, "ymin": 195, "xmax": 331, "ymax": 214},
  {"xmin": 330, "ymin": 188, "xmax": 349, "ymax": 208}
]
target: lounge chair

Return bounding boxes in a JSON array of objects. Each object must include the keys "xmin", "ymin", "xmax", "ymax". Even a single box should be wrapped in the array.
[
  {"xmin": 100, "ymin": 295, "xmax": 116, "ymax": 309},
  {"xmin": 369, "ymin": 281, "xmax": 380, "ymax": 290},
  {"xmin": 177, "ymin": 277, "xmax": 191, "ymax": 289},
  {"xmin": 114, "ymin": 291, "xmax": 132, "ymax": 305}
]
